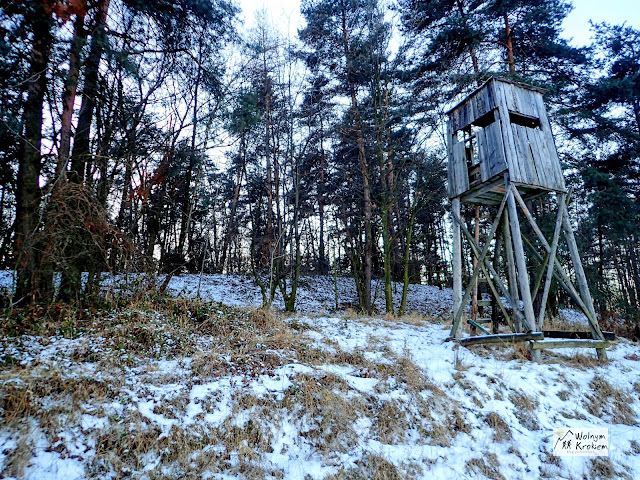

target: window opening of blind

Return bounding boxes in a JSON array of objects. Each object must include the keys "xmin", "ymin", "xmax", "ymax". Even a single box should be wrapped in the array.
[
  {"xmin": 472, "ymin": 109, "xmax": 496, "ymax": 129},
  {"xmin": 509, "ymin": 111, "xmax": 541, "ymax": 129},
  {"xmin": 462, "ymin": 126, "xmax": 480, "ymax": 186}
]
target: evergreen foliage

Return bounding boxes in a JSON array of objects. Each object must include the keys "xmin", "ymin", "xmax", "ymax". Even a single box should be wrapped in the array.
[{"xmin": 0, "ymin": 0, "xmax": 636, "ymax": 321}]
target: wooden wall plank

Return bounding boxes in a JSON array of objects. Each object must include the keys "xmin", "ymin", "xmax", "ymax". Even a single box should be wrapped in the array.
[
  {"xmin": 478, "ymin": 120, "xmax": 507, "ymax": 182},
  {"xmin": 498, "ymin": 79, "xmax": 538, "ymax": 117},
  {"xmin": 511, "ymin": 124, "xmax": 539, "ymax": 185},
  {"xmin": 493, "ymin": 81, "xmax": 520, "ymax": 183},
  {"xmin": 448, "ymin": 78, "xmax": 566, "ymax": 197},
  {"xmin": 527, "ymin": 127, "xmax": 551, "ymax": 188},
  {"xmin": 534, "ymin": 94, "xmax": 566, "ymax": 191}
]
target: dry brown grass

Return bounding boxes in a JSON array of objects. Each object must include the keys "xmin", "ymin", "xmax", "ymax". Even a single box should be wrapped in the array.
[
  {"xmin": 465, "ymin": 454, "xmax": 505, "ymax": 480},
  {"xmin": 464, "ymin": 341, "xmax": 532, "ymax": 363},
  {"xmin": 326, "ymin": 453, "xmax": 402, "ymax": 479},
  {"xmin": 588, "ymin": 456, "xmax": 631, "ymax": 480},
  {"xmin": 538, "ymin": 450, "xmax": 562, "ymax": 478},
  {"xmin": 284, "ymin": 372, "xmax": 363, "ymax": 455},
  {"xmin": 381, "ymin": 356, "xmax": 471, "ymax": 447},
  {"xmin": 0, "ymin": 383, "xmax": 36, "ymax": 425},
  {"xmin": 542, "ymin": 351, "xmax": 602, "ymax": 368},
  {"xmin": 92, "ymin": 415, "xmax": 163, "ymax": 473},
  {"xmin": 376, "ymin": 399, "xmax": 409, "ymax": 444},
  {"xmin": 546, "ymin": 315, "xmax": 588, "ymax": 331},
  {"xmin": 386, "ymin": 311, "xmax": 439, "ymax": 327},
  {"xmin": 585, "ymin": 376, "xmax": 636, "ymax": 425},
  {"xmin": 391, "ymin": 355, "xmax": 427, "ymax": 393},
  {"xmin": 484, "ymin": 412, "xmax": 512, "ymax": 442},
  {"xmin": 453, "ymin": 346, "xmax": 470, "ymax": 371},
  {"xmin": 1, "ymin": 431, "xmax": 32, "ymax": 479},
  {"xmin": 508, "ymin": 391, "xmax": 540, "ymax": 431},
  {"xmin": 0, "ymin": 371, "xmax": 114, "ymax": 428},
  {"xmin": 0, "ymin": 295, "xmax": 306, "ymax": 478}
]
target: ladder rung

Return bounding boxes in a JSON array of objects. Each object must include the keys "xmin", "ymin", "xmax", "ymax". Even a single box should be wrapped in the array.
[
  {"xmin": 530, "ymin": 339, "xmax": 610, "ymax": 350},
  {"xmin": 474, "ymin": 318, "xmax": 492, "ymax": 323},
  {"xmin": 468, "ymin": 319, "xmax": 491, "ymax": 335}
]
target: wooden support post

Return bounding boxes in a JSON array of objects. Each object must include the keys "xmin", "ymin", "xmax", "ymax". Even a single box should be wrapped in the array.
[
  {"xmin": 505, "ymin": 183, "xmax": 536, "ymax": 333},
  {"xmin": 472, "ymin": 205, "xmax": 480, "ymax": 335},
  {"xmin": 452, "ymin": 197, "xmax": 462, "ymax": 338},
  {"xmin": 536, "ymin": 193, "xmax": 565, "ymax": 330},
  {"xmin": 512, "ymin": 189, "xmax": 590, "ymax": 320},
  {"xmin": 522, "ymin": 235, "xmax": 592, "ymax": 318},
  {"xmin": 468, "ymin": 318, "xmax": 491, "ymax": 335},
  {"xmin": 491, "ymin": 231, "xmax": 503, "ymax": 334},
  {"xmin": 562, "ymin": 207, "xmax": 608, "ymax": 361},
  {"xmin": 449, "ymin": 197, "xmax": 506, "ymax": 338},
  {"xmin": 452, "ymin": 205, "xmax": 518, "ymax": 333},
  {"xmin": 502, "ymin": 209, "xmax": 521, "ymax": 332}
]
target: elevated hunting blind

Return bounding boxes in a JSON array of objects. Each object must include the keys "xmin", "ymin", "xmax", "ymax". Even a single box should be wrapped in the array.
[
  {"xmin": 447, "ymin": 77, "xmax": 564, "ymax": 202},
  {"xmin": 447, "ymin": 78, "xmax": 610, "ymax": 361}
]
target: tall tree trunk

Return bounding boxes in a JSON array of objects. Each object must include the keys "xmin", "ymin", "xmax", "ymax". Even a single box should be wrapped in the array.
[
  {"xmin": 455, "ymin": 0, "xmax": 481, "ymax": 78},
  {"xmin": 70, "ymin": 0, "xmax": 110, "ymax": 184},
  {"xmin": 317, "ymin": 117, "xmax": 328, "ymax": 274},
  {"xmin": 264, "ymin": 57, "xmax": 275, "ymax": 269},
  {"xmin": 628, "ymin": 242, "xmax": 640, "ymax": 307},
  {"xmin": 56, "ymin": 9, "xmax": 90, "ymax": 303},
  {"xmin": 116, "ymin": 156, "xmax": 133, "ymax": 231},
  {"xmin": 57, "ymin": 10, "xmax": 87, "ymax": 181},
  {"xmin": 504, "ymin": 13, "xmax": 515, "ymax": 73},
  {"xmin": 220, "ymin": 134, "xmax": 246, "ymax": 273},
  {"xmin": 341, "ymin": 0, "xmax": 372, "ymax": 314},
  {"xmin": 178, "ymin": 43, "xmax": 203, "ymax": 263},
  {"xmin": 14, "ymin": 6, "xmax": 54, "ymax": 304},
  {"xmin": 374, "ymin": 73, "xmax": 393, "ymax": 315},
  {"xmin": 612, "ymin": 246, "xmax": 630, "ymax": 306}
]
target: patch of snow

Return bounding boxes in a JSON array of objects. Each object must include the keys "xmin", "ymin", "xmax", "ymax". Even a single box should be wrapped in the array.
[
  {"xmin": 1, "ymin": 272, "xmax": 639, "ymax": 479},
  {"xmin": 558, "ymin": 308, "xmax": 589, "ymax": 326}
]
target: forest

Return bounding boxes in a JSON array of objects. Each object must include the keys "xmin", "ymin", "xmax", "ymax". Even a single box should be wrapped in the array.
[{"xmin": 1, "ymin": 0, "xmax": 639, "ymax": 320}]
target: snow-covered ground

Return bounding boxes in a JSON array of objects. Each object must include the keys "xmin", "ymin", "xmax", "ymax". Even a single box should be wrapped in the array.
[
  {"xmin": 1, "ymin": 273, "xmax": 639, "ymax": 479},
  {"xmin": 117, "ymin": 272, "xmax": 454, "ymax": 317}
]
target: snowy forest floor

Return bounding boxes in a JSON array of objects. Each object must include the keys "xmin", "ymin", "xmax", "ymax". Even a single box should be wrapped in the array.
[{"xmin": 0, "ymin": 272, "xmax": 639, "ymax": 479}]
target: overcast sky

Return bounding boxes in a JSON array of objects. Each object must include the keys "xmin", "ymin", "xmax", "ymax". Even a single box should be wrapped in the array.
[
  {"xmin": 236, "ymin": 0, "xmax": 640, "ymax": 46},
  {"xmin": 562, "ymin": 0, "xmax": 640, "ymax": 45}
]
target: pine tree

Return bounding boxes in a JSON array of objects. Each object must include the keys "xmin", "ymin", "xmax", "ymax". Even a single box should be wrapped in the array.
[{"xmin": 567, "ymin": 23, "xmax": 640, "ymax": 311}]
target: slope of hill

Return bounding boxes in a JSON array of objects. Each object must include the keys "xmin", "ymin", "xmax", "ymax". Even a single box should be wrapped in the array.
[{"xmin": 1, "ymin": 273, "xmax": 639, "ymax": 479}]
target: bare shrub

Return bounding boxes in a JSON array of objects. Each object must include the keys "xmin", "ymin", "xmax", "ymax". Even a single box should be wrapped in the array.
[{"xmin": 39, "ymin": 183, "xmax": 134, "ymax": 302}]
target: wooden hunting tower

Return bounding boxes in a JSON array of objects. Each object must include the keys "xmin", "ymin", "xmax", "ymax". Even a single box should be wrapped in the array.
[{"xmin": 447, "ymin": 78, "xmax": 610, "ymax": 360}]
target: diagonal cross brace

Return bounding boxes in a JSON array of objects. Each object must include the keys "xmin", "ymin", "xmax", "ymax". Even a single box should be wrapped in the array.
[
  {"xmin": 449, "ymin": 196, "xmax": 520, "ymax": 337},
  {"xmin": 511, "ymin": 188, "xmax": 605, "ymax": 341},
  {"xmin": 536, "ymin": 193, "xmax": 566, "ymax": 330}
]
